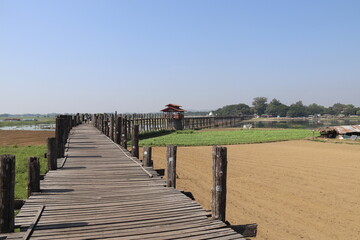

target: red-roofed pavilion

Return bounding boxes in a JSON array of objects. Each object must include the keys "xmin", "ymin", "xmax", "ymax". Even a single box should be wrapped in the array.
[{"xmin": 161, "ymin": 104, "xmax": 185, "ymax": 120}]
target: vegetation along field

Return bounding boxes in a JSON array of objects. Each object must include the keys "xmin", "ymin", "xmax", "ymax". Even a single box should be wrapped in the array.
[
  {"xmin": 139, "ymin": 128, "xmax": 318, "ymax": 146},
  {"xmin": 0, "ymin": 117, "xmax": 55, "ymax": 128},
  {"xmin": 0, "ymin": 130, "xmax": 54, "ymax": 199},
  {"xmin": 0, "ymin": 145, "xmax": 47, "ymax": 199}
]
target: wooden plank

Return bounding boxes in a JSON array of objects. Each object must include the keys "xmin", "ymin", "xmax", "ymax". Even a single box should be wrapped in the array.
[{"xmin": 22, "ymin": 205, "xmax": 45, "ymax": 240}]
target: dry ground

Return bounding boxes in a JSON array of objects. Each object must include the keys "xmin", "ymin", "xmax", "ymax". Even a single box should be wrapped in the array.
[
  {"xmin": 141, "ymin": 141, "xmax": 360, "ymax": 240},
  {"xmin": 0, "ymin": 130, "xmax": 54, "ymax": 146}
]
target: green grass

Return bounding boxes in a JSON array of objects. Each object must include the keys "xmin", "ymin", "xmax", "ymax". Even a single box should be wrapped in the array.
[
  {"xmin": 0, "ymin": 117, "xmax": 55, "ymax": 128},
  {"xmin": 139, "ymin": 129, "xmax": 319, "ymax": 146},
  {"xmin": 0, "ymin": 145, "xmax": 47, "ymax": 199}
]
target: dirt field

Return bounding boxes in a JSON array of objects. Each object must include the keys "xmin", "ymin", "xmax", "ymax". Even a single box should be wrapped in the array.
[
  {"xmin": 142, "ymin": 141, "xmax": 360, "ymax": 240},
  {"xmin": 0, "ymin": 130, "xmax": 54, "ymax": 146}
]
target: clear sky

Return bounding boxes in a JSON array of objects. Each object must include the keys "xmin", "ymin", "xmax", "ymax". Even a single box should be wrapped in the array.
[{"xmin": 1, "ymin": 0, "xmax": 359, "ymax": 114}]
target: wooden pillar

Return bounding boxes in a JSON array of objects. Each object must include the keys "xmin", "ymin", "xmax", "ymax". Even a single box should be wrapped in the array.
[
  {"xmin": 47, "ymin": 137, "xmax": 57, "ymax": 170},
  {"xmin": 55, "ymin": 117, "xmax": 64, "ymax": 158},
  {"xmin": 0, "ymin": 155, "xmax": 15, "ymax": 233},
  {"xmin": 101, "ymin": 115, "xmax": 104, "ymax": 133},
  {"xmin": 121, "ymin": 117, "xmax": 127, "ymax": 149},
  {"xmin": 166, "ymin": 145, "xmax": 177, "ymax": 188},
  {"xmin": 62, "ymin": 117, "xmax": 68, "ymax": 148},
  {"xmin": 127, "ymin": 117, "xmax": 131, "ymax": 140},
  {"xmin": 115, "ymin": 116, "xmax": 122, "ymax": 145},
  {"xmin": 28, "ymin": 157, "xmax": 40, "ymax": 197},
  {"xmin": 131, "ymin": 125, "xmax": 139, "ymax": 158},
  {"xmin": 104, "ymin": 120, "xmax": 108, "ymax": 136},
  {"xmin": 212, "ymin": 146, "xmax": 227, "ymax": 222},
  {"xmin": 110, "ymin": 114, "xmax": 115, "ymax": 141},
  {"xmin": 143, "ymin": 146, "xmax": 152, "ymax": 167}
]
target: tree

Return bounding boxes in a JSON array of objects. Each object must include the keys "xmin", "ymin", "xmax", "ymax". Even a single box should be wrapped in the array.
[
  {"xmin": 213, "ymin": 103, "xmax": 252, "ymax": 117},
  {"xmin": 307, "ymin": 103, "xmax": 325, "ymax": 115},
  {"xmin": 343, "ymin": 104, "xmax": 356, "ymax": 115},
  {"xmin": 252, "ymin": 97, "xmax": 268, "ymax": 116},
  {"xmin": 265, "ymin": 99, "xmax": 289, "ymax": 117},
  {"xmin": 287, "ymin": 101, "xmax": 307, "ymax": 117},
  {"xmin": 330, "ymin": 103, "xmax": 346, "ymax": 115},
  {"xmin": 326, "ymin": 103, "xmax": 356, "ymax": 116}
]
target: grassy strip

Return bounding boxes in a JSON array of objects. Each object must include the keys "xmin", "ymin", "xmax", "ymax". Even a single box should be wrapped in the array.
[
  {"xmin": 0, "ymin": 145, "xmax": 47, "ymax": 199},
  {"xmin": 311, "ymin": 138, "xmax": 360, "ymax": 145},
  {"xmin": 139, "ymin": 129, "xmax": 319, "ymax": 146}
]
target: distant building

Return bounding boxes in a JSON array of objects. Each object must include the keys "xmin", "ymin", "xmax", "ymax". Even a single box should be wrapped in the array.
[
  {"xmin": 23, "ymin": 118, "xmax": 38, "ymax": 121},
  {"xmin": 4, "ymin": 118, "xmax": 21, "ymax": 121},
  {"xmin": 161, "ymin": 104, "xmax": 186, "ymax": 119},
  {"xmin": 318, "ymin": 125, "xmax": 360, "ymax": 139}
]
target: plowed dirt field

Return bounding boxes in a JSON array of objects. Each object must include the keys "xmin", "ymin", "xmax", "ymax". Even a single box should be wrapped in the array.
[
  {"xmin": 0, "ymin": 130, "xmax": 54, "ymax": 146},
  {"xmin": 143, "ymin": 141, "xmax": 360, "ymax": 240}
]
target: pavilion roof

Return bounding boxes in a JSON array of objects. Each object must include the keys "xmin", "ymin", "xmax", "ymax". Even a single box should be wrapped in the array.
[{"xmin": 161, "ymin": 106, "xmax": 185, "ymax": 112}]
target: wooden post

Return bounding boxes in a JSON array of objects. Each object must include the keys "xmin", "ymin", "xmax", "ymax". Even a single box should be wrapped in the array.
[
  {"xmin": 143, "ymin": 146, "xmax": 152, "ymax": 167},
  {"xmin": 62, "ymin": 117, "xmax": 68, "ymax": 151},
  {"xmin": 131, "ymin": 125, "xmax": 139, "ymax": 158},
  {"xmin": 0, "ymin": 155, "xmax": 15, "ymax": 233},
  {"xmin": 105, "ymin": 120, "xmax": 109, "ymax": 136},
  {"xmin": 28, "ymin": 157, "xmax": 40, "ymax": 197},
  {"xmin": 55, "ymin": 117, "xmax": 63, "ymax": 158},
  {"xmin": 101, "ymin": 115, "xmax": 104, "ymax": 133},
  {"xmin": 115, "ymin": 116, "xmax": 122, "ymax": 145},
  {"xmin": 121, "ymin": 117, "xmax": 127, "ymax": 149},
  {"xmin": 212, "ymin": 146, "xmax": 227, "ymax": 222},
  {"xmin": 47, "ymin": 137, "xmax": 57, "ymax": 170},
  {"xmin": 166, "ymin": 145, "xmax": 177, "ymax": 188},
  {"xmin": 110, "ymin": 114, "xmax": 115, "ymax": 141}
]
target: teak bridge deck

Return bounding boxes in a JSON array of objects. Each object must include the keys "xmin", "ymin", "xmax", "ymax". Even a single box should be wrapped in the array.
[{"xmin": 6, "ymin": 124, "xmax": 244, "ymax": 239}]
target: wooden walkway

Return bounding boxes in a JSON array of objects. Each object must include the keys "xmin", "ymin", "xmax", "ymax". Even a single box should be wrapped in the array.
[{"xmin": 6, "ymin": 124, "xmax": 244, "ymax": 239}]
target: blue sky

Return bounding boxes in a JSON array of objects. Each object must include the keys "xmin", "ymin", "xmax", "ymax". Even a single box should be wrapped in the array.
[{"xmin": 1, "ymin": 0, "xmax": 359, "ymax": 113}]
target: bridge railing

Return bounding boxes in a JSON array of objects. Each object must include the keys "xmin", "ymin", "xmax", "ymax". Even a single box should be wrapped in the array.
[{"xmin": 92, "ymin": 113, "xmax": 252, "ymax": 141}]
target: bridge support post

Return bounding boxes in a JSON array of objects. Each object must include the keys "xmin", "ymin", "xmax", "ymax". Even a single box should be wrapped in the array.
[
  {"xmin": 55, "ymin": 117, "xmax": 67, "ymax": 158},
  {"xmin": 0, "ymin": 155, "xmax": 15, "ymax": 233},
  {"xmin": 28, "ymin": 157, "xmax": 40, "ymax": 197},
  {"xmin": 115, "ymin": 116, "xmax": 122, "ymax": 145},
  {"xmin": 47, "ymin": 137, "xmax": 57, "ymax": 170},
  {"xmin": 121, "ymin": 117, "xmax": 128, "ymax": 149},
  {"xmin": 143, "ymin": 146, "xmax": 152, "ymax": 167},
  {"xmin": 110, "ymin": 114, "xmax": 115, "ymax": 141},
  {"xmin": 212, "ymin": 146, "xmax": 227, "ymax": 222},
  {"xmin": 131, "ymin": 125, "xmax": 139, "ymax": 158},
  {"xmin": 166, "ymin": 145, "xmax": 177, "ymax": 188}
]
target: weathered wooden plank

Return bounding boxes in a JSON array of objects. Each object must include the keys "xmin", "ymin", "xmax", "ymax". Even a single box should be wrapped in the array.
[{"xmin": 22, "ymin": 205, "xmax": 45, "ymax": 240}]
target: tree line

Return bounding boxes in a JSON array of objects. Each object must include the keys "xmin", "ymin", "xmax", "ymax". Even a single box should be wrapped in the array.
[{"xmin": 213, "ymin": 97, "xmax": 360, "ymax": 117}]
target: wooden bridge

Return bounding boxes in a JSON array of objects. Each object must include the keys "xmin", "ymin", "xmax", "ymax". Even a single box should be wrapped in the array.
[{"xmin": 3, "ymin": 124, "xmax": 245, "ymax": 239}]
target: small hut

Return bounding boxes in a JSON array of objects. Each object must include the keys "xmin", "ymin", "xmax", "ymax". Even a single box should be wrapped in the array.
[
  {"xmin": 161, "ymin": 104, "xmax": 186, "ymax": 130},
  {"xmin": 317, "ymin": 125, "xmax": 360, "ymax": 139},
  {"xmin": 161, "ymin": 104, "xmax": 185, "ymax": 119}
]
